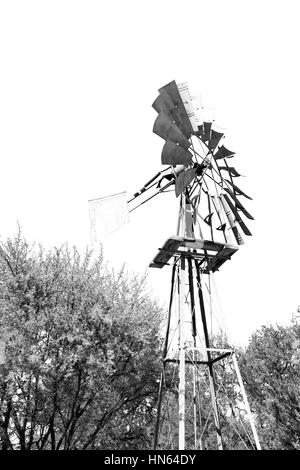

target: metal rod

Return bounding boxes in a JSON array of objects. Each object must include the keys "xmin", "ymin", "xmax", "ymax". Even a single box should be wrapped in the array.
[
  {"xmin": 162, "ymin": 263, "xmax": 177, "ymax": 359},
  {"xmin": 219, "ymin": 194, "xmax": 244, "ymax": 245},
  {"xmin": 194, "ymin": 259, "xmax": 223, "ymax": 450},
  {"xmin": 210, "ymin": 352, "xmax": 231, "ymax": 365},
  {"xmin": 176, "ymin": 196, "xmax": 183, "ymax": 236},
  {"xmin": 231, "ymin": 352, "xmax": 261, "ymax": 450},
  {"xmin": 127, "ymin": 166, "xmax": 172, "ymax": 203},
  {"xmin": 129, "ymin": 180, "xmax": 174, "ymax": 212},
  {"xmin": 187, "ymin": 257, "xmax": 198, "ymax": 449},
  {"xmin": 153, "ymin": 368, "xmax": 165, "ymax": 450},
  {"xmin": 187, "ymin": 258, "xmax": 196, "ymax": 338},
  {"xmin": 202, "ymin": 183, "xmax": 228, "ymax": 243},
  {"xmin": 178, "ymin": 192, "xmax": 186, "ymax": 450},
  {"xmin": 164, "ymin": 358, "xmax": 208, "ymax": 365},
  {"xmin": 192, "ymin": 347, "xmax": 198, "ymax": 449},
  {"xmin": 207, "ymin": 193, "xmax": 214, "ymax": 241},
  {"xmin": 188, "ymin": 347, "xmax": 234, "ymax": 354},
  {"xmin": 153, "ymin": 262, "xmax": 178, "ymax": 450},
  {"xmin": 178, "ymin": 254, "xmax": 186, "ymax": 450}
]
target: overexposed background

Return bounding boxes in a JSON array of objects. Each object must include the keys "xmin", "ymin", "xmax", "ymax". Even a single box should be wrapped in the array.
[{"xmin": 0, "ymin": 0, "xmax": 299, "ymax": 345}]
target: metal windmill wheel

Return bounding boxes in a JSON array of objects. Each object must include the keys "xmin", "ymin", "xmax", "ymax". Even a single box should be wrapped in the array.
[{"xmin": 152, "ymin": 80, "xmax": 254, "ymax": 252}]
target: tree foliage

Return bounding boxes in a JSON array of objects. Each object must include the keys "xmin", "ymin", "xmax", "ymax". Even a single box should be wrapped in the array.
[
  {"xmin": 157, "ymin": 323, "xmax": 300, "ymax": 451},
  {"xmin": 0, "ymin": 231, "xmax": 299, "ymax": 450},
  {"xmin": 241, "ymin": 319, "xmax": 300, "ymax": 450},
  {"xmin": 0, "ymin": 232, "xmax": 163, "ymax": 449}
]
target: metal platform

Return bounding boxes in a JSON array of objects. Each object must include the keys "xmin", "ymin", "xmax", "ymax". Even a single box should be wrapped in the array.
[{"xmin": 149, "ymin": 236, "xmax": 238, "ymax": 273}]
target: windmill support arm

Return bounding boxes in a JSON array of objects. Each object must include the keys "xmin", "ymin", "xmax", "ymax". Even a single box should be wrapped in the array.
[
  {"xmin": 127, "ymin": 167, "xmax": 172, "ymax": 203},
  {"xmin": 128, "ymin": 180, "xmax": 174, "ymax": 213}
]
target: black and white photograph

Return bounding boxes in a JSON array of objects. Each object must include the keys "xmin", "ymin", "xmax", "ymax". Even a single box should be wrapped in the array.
[{"xmin": 0, "ymin": 0, "xmax": 299, "ymax": 457}]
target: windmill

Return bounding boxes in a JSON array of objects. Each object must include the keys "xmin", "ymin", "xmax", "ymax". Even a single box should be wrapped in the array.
[{"xmin": 89, "ymin": 80, "xmax": 261, "ymax": 450}]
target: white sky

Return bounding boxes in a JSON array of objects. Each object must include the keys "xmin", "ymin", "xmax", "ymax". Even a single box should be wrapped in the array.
[{"xmin": 0, "ymin": 0, "xmax": 299, "ymax": 345}]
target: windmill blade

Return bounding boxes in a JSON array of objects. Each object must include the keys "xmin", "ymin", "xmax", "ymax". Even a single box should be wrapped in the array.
[
  {"xmin": 219, "ymin": 195, "xmax": 244, "ymax": 245},
  {"xmin": 223, "ymin": 193, "xmax": 252, "ymax": 236},
  {"xmin": 177, "ymin": 82, "xmax": 198, "ymax": 132},
  {"xmin": 161, "ymin": 140, "xmax": 193, "ymax": 166},
  {"xmin": 214, "ymin": 145, "xmax": 235, "ymax": 160},
  {"xmin": 175, "ymin": 168, "xmax": 197, "ymax": 197},
  {"xmin": 203, "ymin": 121, "xmax": 212, "ymax": 142},
  {"xmin": 191, "ymin": 191, "xmax": 202, "ymax": 224},
  {"xmin": 190, "ymin": 94, "xmax": 202, "ymax": 128},
  {"xmin": 204, "ymin": 212, "xmax": 214, "ymax": 226},
  {"xmin": 209, "ymin": 129, "xmax": 224, "ymax": 151},
  {"xmin": 225, "ymin": 179, "xmax": 253, "ymax": 200},
  {"xmin": 152, "ymin": 90, "xmax": 174, "ymax": 114},
  {"xmin": 206, "ymin": 193, "xmax": 214, "ymax": 239},
  {"xmin": 153, "ymin": 112, "xmax": 191, "ymax": 150},
  {"xmin": 196, "ymin": 123, "xmax": 204, "ymax": 138},
  {"xmin": 216, "ymin": 223, "xmax": 226, "ymax": 232},
  {"xmin": 191, "ymin": 191, "xmax": 201, "ymax": 209},
  {"xmin": 211, "ymin": 195, "xmax": 230, "ymax": 243},
  {"xmin": 153, "ymin": 90, "xmax": 192, "ymax": 138},
  {"xmin": 218, "ymin": 166, "xmax": 241, "ymax": 177},
  {"xmin": 224, "ymin": 187, "xmax": 254, "ymax": 220},
  {"xmin": 198, "ymin": 107, "xmax": 215, "ymax": 142},
  {"xmin": 158, "ymin": 80, "xmax": 193, "ymax": 138}
]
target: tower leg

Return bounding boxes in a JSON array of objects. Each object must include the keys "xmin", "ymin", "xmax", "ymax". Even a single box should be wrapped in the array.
[
  {"xmin": 178, "ymin": 255, "xmax": 186, "ymax": 450},
  {"xmin": 153, "ymin": 263, "xmax": 177, "ymax": 450},
  {"xmin": 187, "ymin": 258, "xmax": 198, "ymax": 449},
  {"xmin": 153, "ymin": 252, "xmax": 260, "ymax": 450},
  {"xmin": 194, "ymin": 259, "xmax": 223, "ymax": 450},
  {"xmin": 154, "ymin": 368, "xmax": 165, "ymax": 450},
  {"xmin": 231, "ymin": 352, "xmax": 261, "ymax": 450}
]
